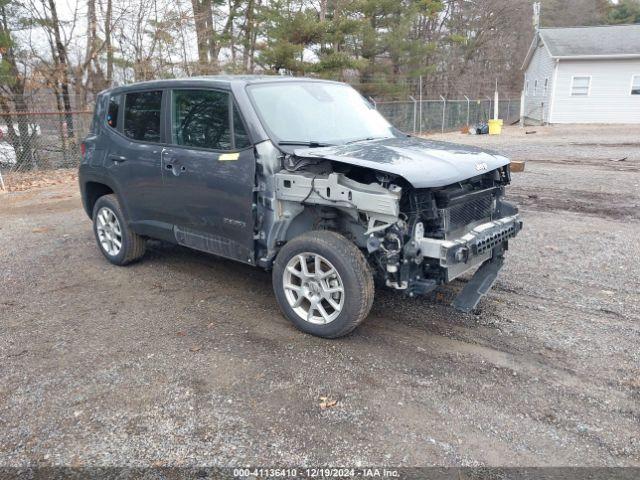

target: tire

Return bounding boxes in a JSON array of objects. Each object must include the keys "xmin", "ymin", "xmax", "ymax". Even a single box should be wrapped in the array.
[
  {"xmin": 92, "ymin": 194, "xmax": 146, "ymax": 266},
  {"xmin": 272, "ymin": 230, "xmax": 374, "ymax": 338}
]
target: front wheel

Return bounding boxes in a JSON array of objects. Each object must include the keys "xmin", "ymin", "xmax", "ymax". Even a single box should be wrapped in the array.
[{"xmin": 272, "ymin": 231, "xmax": 374, "ymax": 338}]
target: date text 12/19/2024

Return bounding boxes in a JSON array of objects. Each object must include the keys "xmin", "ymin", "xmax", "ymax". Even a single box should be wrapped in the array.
[{"xmin": 233, "ymin": 468, "xmax": 400, "ymax": 478}]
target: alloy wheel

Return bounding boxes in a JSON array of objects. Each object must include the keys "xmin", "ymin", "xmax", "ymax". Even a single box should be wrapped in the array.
[
  {"xmin": 96, "ymin": 206, "xmax": 122, "ymax": 257},
  {"xmin": 282, "ymin": 253, "xmax": 345, "ymax": 325}
]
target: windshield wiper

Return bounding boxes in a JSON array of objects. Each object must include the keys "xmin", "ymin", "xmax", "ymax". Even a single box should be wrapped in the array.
[
  {"xmin": 277, "ymin": 140, "xmax": 334, "ymax": 148},
  {"xmin": 343, "ymin": 136, "xmax": 390, "ymax": 145}
]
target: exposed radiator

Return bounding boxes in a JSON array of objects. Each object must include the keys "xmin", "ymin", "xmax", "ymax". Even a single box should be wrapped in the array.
[{"xmin": 438, "ymin": 188, "xmax": 496, "ymax": 232}]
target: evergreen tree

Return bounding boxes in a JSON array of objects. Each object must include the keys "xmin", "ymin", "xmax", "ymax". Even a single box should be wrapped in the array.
[{"xmin": 608, "ymin": 0, "xmax": 640, "ymax": 23}]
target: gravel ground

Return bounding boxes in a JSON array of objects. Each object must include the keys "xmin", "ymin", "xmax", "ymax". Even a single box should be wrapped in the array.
[{"xmin": 1, "ymin": 125, "xmax": 639, "ymax": 467}]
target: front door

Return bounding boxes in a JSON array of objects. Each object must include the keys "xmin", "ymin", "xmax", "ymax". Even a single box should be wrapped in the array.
[{"xmin": 161, "ymin": 88, "xmax": 256, "ymax": 264}]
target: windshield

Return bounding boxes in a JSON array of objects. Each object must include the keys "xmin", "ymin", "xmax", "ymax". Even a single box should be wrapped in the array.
[{"xmin": 246, "ymin": 81, "xmax": 397, "ymax": 145}]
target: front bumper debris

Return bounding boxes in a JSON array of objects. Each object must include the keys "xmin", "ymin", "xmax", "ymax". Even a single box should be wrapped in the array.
[
  {"xmin": 452, "ymin": 254, "xmax": 505, "ymax": 313},
  {"xmin": 416, "ymin": 214, "xmax": 522, "ymax": 270},
  {"xmin": 415, "ymin": 214, "xmax": 523, "ymax": 311}
]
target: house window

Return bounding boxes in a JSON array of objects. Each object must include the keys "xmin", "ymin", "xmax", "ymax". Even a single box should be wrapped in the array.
[
  {"xmin": 544, "ymin": 78, "xmax": 549, "ymax": 94},
  {"xmin": 571, "ymin": 76, "xmax": 591, "ymax": 96},
  {"xmin": 534, "ymin": 80, "xmax": 538, "ymax": 95},
  {"xmin": 632, "ymin": 75, "xmax": 640, "ymax": 95}
]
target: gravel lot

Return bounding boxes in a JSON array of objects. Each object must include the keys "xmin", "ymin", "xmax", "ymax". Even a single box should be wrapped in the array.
[{"xmin": 1, "ymin": 125, "xmax": 639, "ymax": 467}]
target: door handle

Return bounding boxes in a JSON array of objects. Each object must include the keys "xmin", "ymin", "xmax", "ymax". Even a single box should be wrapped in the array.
[{"xmin": 108, "ymin": 153, "xmax": 127, "ymax": 163}]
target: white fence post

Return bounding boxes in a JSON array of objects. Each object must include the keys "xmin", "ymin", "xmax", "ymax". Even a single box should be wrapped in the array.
[
  {"xmin": 409, "ymin": 96, "xmax": 417, "ymax": 133},
  {"xmin": 464, "ymin": 95, "xmax": 470, "ymax": 126},
  {"xmin": 418, "ymin": 77, "xmax": 423, "ymax": 134},
  {"xmin": 368, "ymin": 96, "xmax": 377, "ymax": 110},
  {"xmin": 439, "ymin": 95, "xmax": 446, "ymax": 133}
]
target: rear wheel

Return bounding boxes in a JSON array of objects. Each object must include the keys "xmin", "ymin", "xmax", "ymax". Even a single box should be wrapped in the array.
[
  {"xmin": 273, "ymin": 231, "xmax": 374, "ymax": 338},
  {"xmin": 92, "ymin": 194, "xmax": 146, "ymax": 266}
]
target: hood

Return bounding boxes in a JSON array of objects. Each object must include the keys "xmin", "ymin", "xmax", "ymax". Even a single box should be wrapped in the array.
[{"xmin": 293, "ymin": 136, "xmax": 510, "ymax": 188}]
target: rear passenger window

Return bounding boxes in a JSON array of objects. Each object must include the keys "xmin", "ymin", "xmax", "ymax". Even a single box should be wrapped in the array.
[
  {"xmin": 107, "ymin": 95, "xmax": 120, "ymax": 129},
  {"xmin": 124, "ymin": 91, "xmax": 162, "ymax": 142},
  {"xmin": 172, "ymin": 89, "xmax": 231, "ymax": 150}
]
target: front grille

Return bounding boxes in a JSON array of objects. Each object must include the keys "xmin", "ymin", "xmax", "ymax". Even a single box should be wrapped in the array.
[{"xmin": 440, "ymin": 190, "xmax": 495, "ymax": 231}]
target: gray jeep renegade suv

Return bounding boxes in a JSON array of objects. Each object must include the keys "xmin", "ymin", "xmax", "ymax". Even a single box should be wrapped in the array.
[{"xmin": 79, "ymin": 76, "xmax": 522, "ymax": 338}]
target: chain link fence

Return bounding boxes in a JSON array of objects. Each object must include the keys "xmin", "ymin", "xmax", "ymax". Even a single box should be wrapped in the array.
[
  {"xmin": 0, "ymin": 110, "xmax": 93, "ymax": 190},
  {"xmin": 376, "ymin": 97, "xmax": 521, "ymax": 134}
]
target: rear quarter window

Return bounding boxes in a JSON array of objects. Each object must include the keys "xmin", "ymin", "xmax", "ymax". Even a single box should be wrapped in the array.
[{"xmin": 106, "ymin": 95, "xmax": 120, "ymax": 129}]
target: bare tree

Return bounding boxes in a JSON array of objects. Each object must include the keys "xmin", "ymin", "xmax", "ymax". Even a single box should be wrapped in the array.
[
  {"xmin": 541, "ymin": 0, "xmax": 609, "ymax": 27},
  {"xmin": 105, "ymin": 0, "xmax": 114, "ymax": 85},
  {"xmin": 191, "ymin": 0, "xmax": 218, "ymax": 73},
  {"xmin": 46, "ymin": 0, "xmax": 75, "ymax": 136}
]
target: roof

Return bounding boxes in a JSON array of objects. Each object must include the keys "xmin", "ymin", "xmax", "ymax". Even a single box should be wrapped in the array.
[
  {"xmin": 104, "ymin": 75, "xmax": 342, "ymax": 95},
  {"xmin": 522, "ymin": 24, "xmax": 640, "ymax": 70}
]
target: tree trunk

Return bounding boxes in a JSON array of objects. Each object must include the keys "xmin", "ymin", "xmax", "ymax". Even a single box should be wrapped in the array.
[
  {"xmin": 212, "ymin": 0, "xmax": 241, "ymax": 66},
  {"xmin": 85, "ymin": 0, "xmax": 106, "ymax": 95},
  {"xmin": 319, "ymin": 0, "xmax": 327, "ymax": 22},
  {"xmin": 204, "ymin": 0, "xmax": 217, "ymax": 72},
  {"xmin": 47, "ymin": 0, "xmax": 75, "ymax": 138},
  {"xmin": 105, "ymin": 0, "xmax": 113, "ymax": 86},
  {"xmin": 191, "ymin": 0, "xmax": 212, "ymax": 73},
  {"xmin": 242, "ymin": 0, "xmax": 261, "ymax": 72}
]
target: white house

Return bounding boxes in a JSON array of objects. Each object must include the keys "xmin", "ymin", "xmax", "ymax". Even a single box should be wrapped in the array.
[{"xmin": 521, "ymin": 24, "xmax": 640, "ymax": 124}]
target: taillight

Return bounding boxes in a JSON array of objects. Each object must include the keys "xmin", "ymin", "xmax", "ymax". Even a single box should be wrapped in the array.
[{"xmin": 80, "ymin": 142, "xmax": 86, "ymax": 159}]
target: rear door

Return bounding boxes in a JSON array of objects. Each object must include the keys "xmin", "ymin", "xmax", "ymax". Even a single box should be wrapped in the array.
[
  {"xmin": 103, "ymin": 89, "xmax": 168, "ymax": 236},
  {"xmin": 161, "ymin": 87, "xmax": 256, "ymax": 264}
]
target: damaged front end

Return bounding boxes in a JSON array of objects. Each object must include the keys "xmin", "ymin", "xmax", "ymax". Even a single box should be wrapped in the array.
[
  {"xmin": 362, "ymin": 164, "xmax": 521, "ymax": 312},
  {"xmin": 254, "ymin": 140, "xmax": 522, "ymax": 313}
]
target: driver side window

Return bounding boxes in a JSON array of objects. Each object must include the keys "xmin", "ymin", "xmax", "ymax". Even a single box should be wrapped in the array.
[{"xmin": 172, "ymin": 89, "xmax": 253, "ymax": 151}]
